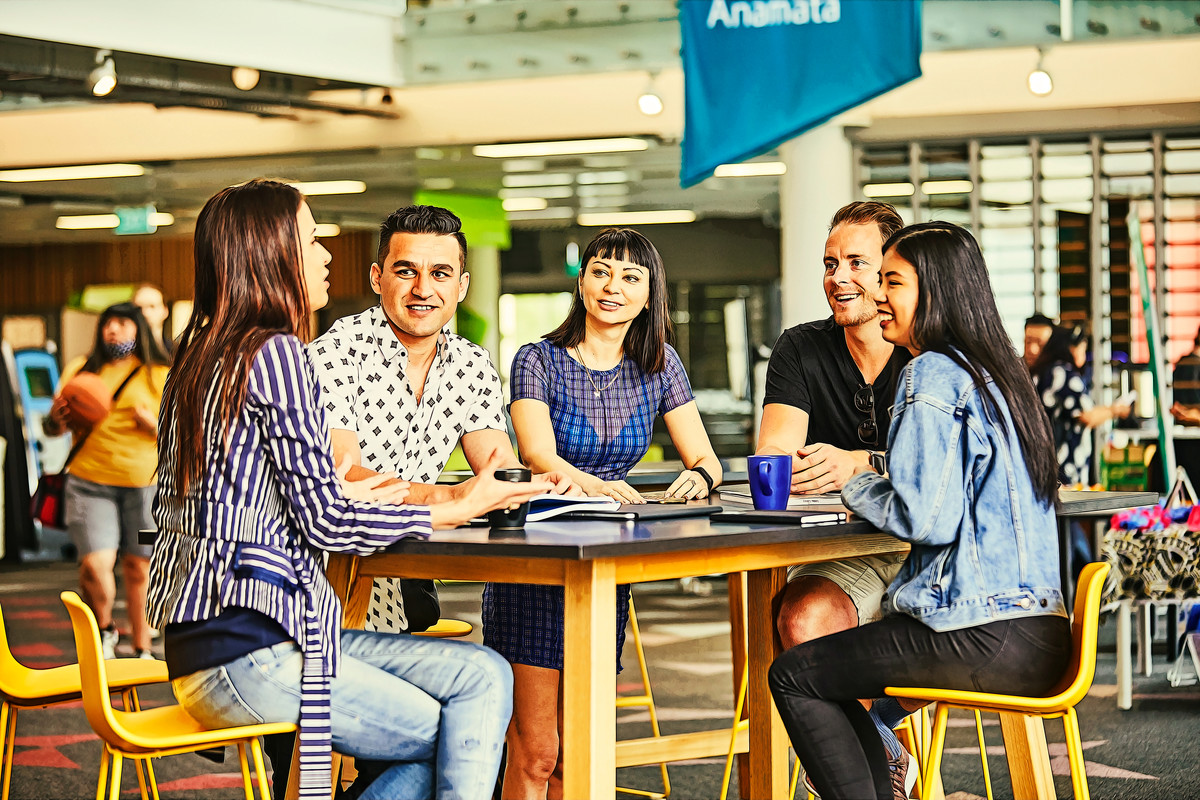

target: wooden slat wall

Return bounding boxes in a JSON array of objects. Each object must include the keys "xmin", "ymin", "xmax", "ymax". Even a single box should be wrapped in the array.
[{"xmin": 0, "ymin": 231, "xmax": 377, "ymax": 314}]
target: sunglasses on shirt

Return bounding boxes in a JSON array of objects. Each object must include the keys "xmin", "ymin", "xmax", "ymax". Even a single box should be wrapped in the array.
[{"xmin": 855, "ymin": 384, "xmax": 878, "ymax": 446}]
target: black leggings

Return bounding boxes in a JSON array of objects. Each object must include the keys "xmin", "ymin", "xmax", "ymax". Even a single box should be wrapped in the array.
[{"xmin": 767, "ymin": 613, "xmax": 1071, "ymax": 800}]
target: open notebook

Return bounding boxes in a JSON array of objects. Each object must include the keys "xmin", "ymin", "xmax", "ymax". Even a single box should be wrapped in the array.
[{"xmin": 526, "ymin": 493, "xmax": 620, "ymax": 522}]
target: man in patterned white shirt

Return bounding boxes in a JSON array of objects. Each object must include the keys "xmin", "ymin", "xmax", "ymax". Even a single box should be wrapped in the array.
[{"xmin": 311, "ymin": 204, "xmax": 571, "ymax": 634}]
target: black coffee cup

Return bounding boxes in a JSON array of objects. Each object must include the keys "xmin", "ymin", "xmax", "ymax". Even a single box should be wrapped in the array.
[{"xmin": 488, "ymin": 468, "xmax": 533, "ymax": 530}]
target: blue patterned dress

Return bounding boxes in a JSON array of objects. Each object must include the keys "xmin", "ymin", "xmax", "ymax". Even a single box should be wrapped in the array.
[{"xmin": 482, "ymin": 339, "xmax": 694, "ymax": 670}]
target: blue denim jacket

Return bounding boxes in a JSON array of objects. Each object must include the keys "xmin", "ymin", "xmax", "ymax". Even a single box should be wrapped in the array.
[{"xmin": 841, "ymin": 351, "xmax": 1067, "ymax": 631}]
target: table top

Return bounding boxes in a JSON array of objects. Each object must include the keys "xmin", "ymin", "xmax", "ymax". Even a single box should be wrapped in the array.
[
  {"xmin": 1057, "ymin": 490, "xmax": 1157, "ymax": 515},
  {"xmin": 437, "ymin": 457, "xmax": 750, "ymax": 487},
  {"xmin": 381, "ymin": 490, "xmax": 1156, "ymax": 561}
]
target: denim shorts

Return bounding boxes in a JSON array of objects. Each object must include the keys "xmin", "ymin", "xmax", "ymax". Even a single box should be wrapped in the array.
[{"xmin": 64, "ymin": 474, "xmax": 154, "ymax": 559}]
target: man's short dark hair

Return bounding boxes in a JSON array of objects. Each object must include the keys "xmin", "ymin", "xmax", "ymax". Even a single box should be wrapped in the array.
[
  {"xmin": 829, "ymin": 201, "xmax": 904, "ymax": 242},
  {"xmin": 1025, "ymin": 313, "xmax": 1055, "ymax": 329},
  {"xmin": 376, "ymin": 205, "xmax": 468, "ymax": 272}
]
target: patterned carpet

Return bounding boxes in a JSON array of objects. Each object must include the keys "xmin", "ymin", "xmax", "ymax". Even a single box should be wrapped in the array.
[{"xmin": 2, "ymin": 560, "xmax": 1199, "ymax": 799}]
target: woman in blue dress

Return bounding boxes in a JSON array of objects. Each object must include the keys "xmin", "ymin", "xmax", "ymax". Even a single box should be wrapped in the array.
[{"xmin": 484, "ymin": 227, "xmax": 722, "ymax": 798}]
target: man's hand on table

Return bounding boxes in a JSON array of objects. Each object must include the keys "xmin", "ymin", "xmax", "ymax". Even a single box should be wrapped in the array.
[{"xmin": 791, "ymin": 443, "xmax": 871, "ymax": 494}]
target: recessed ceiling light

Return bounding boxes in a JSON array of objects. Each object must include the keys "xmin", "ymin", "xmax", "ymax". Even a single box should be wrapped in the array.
[
  {"xmin": 502, "ymin": 197, "xmax": 550, "ymax": 212},
  {"xmin": 921, "ymin": 179, "xmax": 974, "ymax": 195},
  {"xmin": 577, "ymin": 171, "xmax": 630, "ymax": 185},
  {"xmin": 289, "ymin": 180, "xmax": 367, "ymax": 195},
  {"xmin": 56, "ymin": 214, "xmax": 119, "ymax": 230},
  {"xmin": 502, "ymin": 173, "xmax": 572, "ymax": 188},
  {"xmin": 315, "ymin": 223, "xmax": 341, "ymax": 237},
  {"xmin": 862, "ymin": 182, "xmax": 916, "ymax": 198},
  {"xmin": 474, "ymin": 138, "xmax": 649, "ymax": 158},
  {"xmin": 502, "ymin": 159, "xmax": 546, "ymax": 172},
  {"xmin": 577, "ymin": 184, "xmax": 629, "ymax": 198},
  {"xmin": 713, "ymin": 162, "xmax": 787, "ymax": 178},
  {"xmin": 506, "ymin": 207, "xmax": 575, "ymax": 221},
  {"xmin": 423, "ymin": 178, "xmax": 455, "ymax": 191},
  {"xmin": 55, "ymin": 211, "xmax": 174, "ymax": 230},
  {"xmin": 498, "ymin": 186, "xmax": 573, "ymax": 200},
  {"xmin": 577, "ymin": 210, "xmax": 696, "ymax": 226},
  {"xmin": 0, "ymin": 163, "xmax": 145, "ymax": 182},
  {"xmin": 231, "ymin": 66, "xmax": 261, "ymax": 91}
]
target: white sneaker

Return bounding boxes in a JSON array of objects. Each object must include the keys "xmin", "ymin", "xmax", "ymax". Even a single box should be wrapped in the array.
[
  {"xmin": 100, "ymin": 626, "xmax": 119, "ymax": 660},
  {"xmin": 135, "ymin": 649, "xmax": 156, "ymax": 660}
]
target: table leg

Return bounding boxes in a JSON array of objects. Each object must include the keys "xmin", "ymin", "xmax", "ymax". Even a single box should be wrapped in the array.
[
  {"xmin": 1138, "ymin": 603, "xmax": 1154, "ymax": 676},
  {"xmin": 561, "ymin": 559, "xmax": 617, "ymax": 800},
  {"xmin": 745, "ymin": 567, "xmax": 788, "ymax": 800},
  {"xmin": 727, "ymin": 572, "xmax": 751, "ymax": 800},
  {"xmin": 999, "ymin": 713, "xmax": 1057, "ymax": 800},
  {"xmin": 1116, "ymin": 600, "xmax": 1132, "ymax": 710}
]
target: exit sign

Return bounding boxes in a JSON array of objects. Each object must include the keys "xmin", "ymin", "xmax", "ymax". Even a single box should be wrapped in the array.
[{"xmin": 115, "ymin": 205, "xmax": 157, "ymax": 235}]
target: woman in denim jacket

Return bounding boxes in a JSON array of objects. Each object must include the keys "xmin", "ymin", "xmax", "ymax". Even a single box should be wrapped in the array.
[{"xmin": 769, "ymin": 222, "xmax": 1072, "ymax": 800}]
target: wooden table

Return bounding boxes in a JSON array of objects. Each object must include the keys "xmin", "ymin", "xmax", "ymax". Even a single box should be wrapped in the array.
[
  {"xmin": 325, "ymin": 512, "xmax": 904, "ymax": 799},
  {"xmin": 306, "ymin": 490, "xmax": 1152, "ymax": 800}
]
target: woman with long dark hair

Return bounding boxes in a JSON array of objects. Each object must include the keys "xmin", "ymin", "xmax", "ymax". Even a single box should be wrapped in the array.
[
  {"xmin": 768, "ymin": 222, "xmax": 1073, "ymax": 800},
  {"xmin": 1031, "ymin": 325, "xmax": 1130, "ymax": 487},
  {"xmin": 147, "ymin": 179, "xmax": 549, "ymax": 799},
  {"xmin": 45, "ymin": 302, "xmax": 170, "ymax": 660},
  {"xmin": 487, "ymin": 228, "xmax": 722, "ymax": 798}
]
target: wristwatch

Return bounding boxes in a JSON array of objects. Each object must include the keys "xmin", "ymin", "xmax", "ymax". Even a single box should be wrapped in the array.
[{"xmin": 868, "ymin": 450, "xmax": 887, "ymax": 475}]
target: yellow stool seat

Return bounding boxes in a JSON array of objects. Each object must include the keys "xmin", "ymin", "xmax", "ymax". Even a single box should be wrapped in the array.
[
  {"xmin": 1, "ymin": 600, "xmax": 169, "ymax": 800},
  {"xmin": 413, "ymin": 618, "xmax": 473, "ymax": 638},
  {"xmin": 886, "ymin": 562, "xmax": 1110, "ymax": 800},
  {"xmin": 62, "ymin": 592, "xmax": 300, "ymax": 800}
]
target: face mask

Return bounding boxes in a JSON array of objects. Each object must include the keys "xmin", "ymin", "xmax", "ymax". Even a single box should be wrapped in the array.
[{"xmin": 104, "ymin": 339, "xmax": 137, "ymax": 360}]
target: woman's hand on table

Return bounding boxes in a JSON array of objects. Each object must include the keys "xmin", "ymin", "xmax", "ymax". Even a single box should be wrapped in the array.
[
  {"xmin": 535, "ymin": 470, "xmax": 584, "ymax": 496},
  {"xmin": 335, "ymin": 454, "xmax": 411, "ymax": 505},
  {"xmin": 665, "ymin": 469, "xmax": 710, "ymax": 500},
  {"xmin": 431, "ymin": 453, "xmax": 554, "ymax": 528},
  {"xmin": 585, "ymin": 477, "xmax": 643, "ymax": 504}
]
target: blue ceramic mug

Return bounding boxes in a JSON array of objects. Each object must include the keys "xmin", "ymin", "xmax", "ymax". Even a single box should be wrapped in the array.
[{"xmin": 748, "ymin": 454, "xmax": 792, "ymax": 511}]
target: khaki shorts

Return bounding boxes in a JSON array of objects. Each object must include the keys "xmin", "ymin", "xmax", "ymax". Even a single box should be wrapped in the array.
[{"xmin": 786, "ymin": 554, "xmax": 906, "ymax": 625}]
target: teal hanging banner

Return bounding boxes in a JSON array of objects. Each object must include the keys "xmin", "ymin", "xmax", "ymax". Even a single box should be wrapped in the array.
[{"xmin": 680, "ymin": 0, "xmax": 922, "ymax": 187}]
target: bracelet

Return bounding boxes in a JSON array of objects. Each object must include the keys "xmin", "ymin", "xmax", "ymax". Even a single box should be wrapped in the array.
[{"xmin": 689, "ymin": 465, "xmax": 715, "ymax": 492}]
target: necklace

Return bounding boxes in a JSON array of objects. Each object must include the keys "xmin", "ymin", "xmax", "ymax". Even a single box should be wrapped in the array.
[{"xmin": 574, "ymin": 346, "xmax": 621, "ymax": 396}]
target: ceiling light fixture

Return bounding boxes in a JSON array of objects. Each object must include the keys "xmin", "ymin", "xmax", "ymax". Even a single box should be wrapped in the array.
[
  {"xmin": 502, "ymin": 197, "xmax": 550, "ymax": 212},
  {"xmin": 289, "ymin": 180, "xmax": 367, "ymax": 195},
  {"xmin": 315, "ymin": 223, "xmax": 341, "ymax": 237},
  {"xmin": 921, "ymin": 179, "xmax": 974, "ymax": 195},
  {"xmin": 87, "ymin": 50, "xmax": 117, "ymax": 97},
  {"xmin": 502, "ymin": 173, "xmax": 573, "ymax": 188},
  {"xmin": 637, "ymin": 72, "xmax": 664, "ymax": 116},
  {"xmin": 55, "ymin": 211, "xmax": 174, "ymax": 230},
  {"xmin": 577, "ymin": 210, "xmax": 696, "ymax": 226},
  {"xmin": 713, "ymin": 162, "xmax": 787, "ymax": 178},
  {"xmin": 505, "ymin": 207, "xmax": 575, "ymax": 221},
  {"xmin": 498, "ymin": 186, "xmax": 573, "ymax": 200},
  {"xmin": 862, "ymin": 182, "xmax": 916, "ymax": 198},
  {"xmin": 231, "ymin": 66, "xmax": 261, "ymax": 91},
  {"xmin": 0, "ymin": 163, "xmax": 145, "ymax": 182},
  {"xmin": 474, "ymin": 138, "xmax": 649, "ymax": 159},
  {"xmin": 1028, "ymin": 49, "xmax": 1053, "ymax": 96}
]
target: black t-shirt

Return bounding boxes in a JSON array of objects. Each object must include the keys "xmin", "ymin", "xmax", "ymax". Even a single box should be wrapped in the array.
[
  {"xmin": 763, "ymin": 316, "xmax": 912, "ymax": 451},
  {"xmin": 1174, "ymin": 353, "xmax": 1200, "ymax": 406}
]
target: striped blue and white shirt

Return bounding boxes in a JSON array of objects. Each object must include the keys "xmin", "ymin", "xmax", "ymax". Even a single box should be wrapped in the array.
[{"xmin": 147, "ymin": 334, "xmax": 431, "ymax": 797}]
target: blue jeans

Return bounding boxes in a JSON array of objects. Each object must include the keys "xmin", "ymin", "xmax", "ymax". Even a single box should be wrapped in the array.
[{"xmin": 171, "ymin": 630, "xmax": 513, "ymax": 800}]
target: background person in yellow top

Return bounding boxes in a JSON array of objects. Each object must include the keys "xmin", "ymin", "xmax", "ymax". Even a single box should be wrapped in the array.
[{"xmin": 44, "ymin": 302, "xmax": 171, "ymax": 659}]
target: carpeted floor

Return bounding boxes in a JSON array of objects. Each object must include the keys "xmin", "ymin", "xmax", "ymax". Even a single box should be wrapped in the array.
[{"xmin": 2, "ymin": 560, "xmax": 1198, "ymax": 799}]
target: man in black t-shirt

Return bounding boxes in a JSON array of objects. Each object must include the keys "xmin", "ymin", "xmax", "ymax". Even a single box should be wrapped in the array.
[{"xmin": 757, "ymin": 201, "xmax": 917, "ymax": 784}]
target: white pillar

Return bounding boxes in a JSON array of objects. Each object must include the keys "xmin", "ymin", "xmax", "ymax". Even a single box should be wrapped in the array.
[
  {"xmin": 461, "ymin": 245, "xmax": 501, "ymax": 360},
  {"xmin": 778, "ymin": 121, "xmax": 856, "ymax": 328}
]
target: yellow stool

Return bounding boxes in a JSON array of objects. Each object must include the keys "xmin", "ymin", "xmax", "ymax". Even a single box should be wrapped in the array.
[
  {"xmin": 413, "ymin": 618, "xmax": 473, "ymax": 638},
  {"xmin": 0, "ymin": 600, "xmax": 169, "ymax": 800},
  {"xmin": 62, "ymin": 592, "xmax": 298, "ymax": 800},
  {"xmin": 887, "ymin": 562, "xmax": 1111, "ymax": 800},
  {"xmin": 616, "ymin": 594, "xmax": 670, "ymax": 799}
]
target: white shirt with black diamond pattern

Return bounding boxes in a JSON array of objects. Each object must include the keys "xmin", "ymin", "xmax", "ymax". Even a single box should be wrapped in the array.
[{"xmin": 310, "ymin": 305, "xmax": 506, "ymax": 632}]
